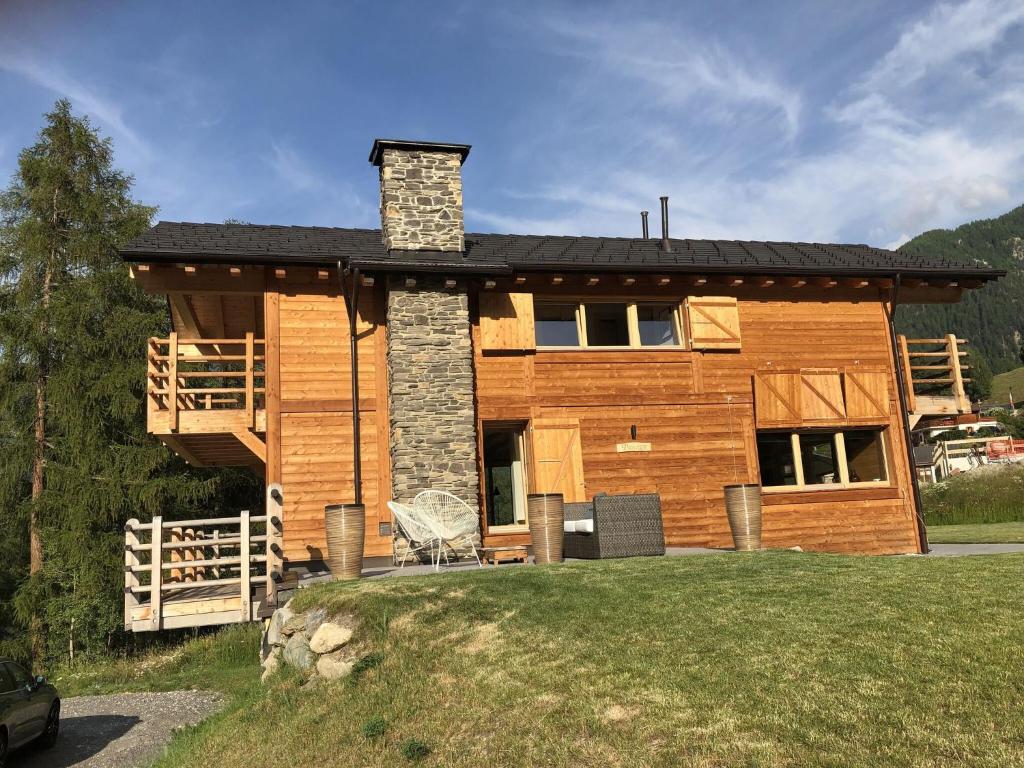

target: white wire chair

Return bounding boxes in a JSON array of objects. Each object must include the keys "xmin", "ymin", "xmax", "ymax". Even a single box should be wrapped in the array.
[
  {"xmin": 387, "ymin": 501, "xmax": 444, "ymax": 569},
  {"xmin": 413, "ymin": 490, "xmax": 483, "ymax": 569}
]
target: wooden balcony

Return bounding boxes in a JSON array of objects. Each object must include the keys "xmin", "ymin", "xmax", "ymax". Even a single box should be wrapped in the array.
[
  {"xmin": 147, "ymin": 333, "xmax": 268, "ymax": 467},
  {"xmin": 898, "ymin": 335, "xmax": 972, "ymax": 426}
]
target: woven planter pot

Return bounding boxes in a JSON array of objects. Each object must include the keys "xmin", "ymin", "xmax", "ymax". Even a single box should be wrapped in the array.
[
  {"xmin": 325, "ymin": 503, "xmax": 365, "ymax": 579},
  {"xmin": 528, "ymin": 493, "xmax": 564, "ymax": 564},
  {"xmin": 724, "ymin": 484, "xmax": 762, "ymax": 552}
]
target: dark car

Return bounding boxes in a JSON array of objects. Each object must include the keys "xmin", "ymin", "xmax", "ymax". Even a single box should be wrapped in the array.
[{"xmin": 0, "ymin": 659, "xmax": 59, "ymax": 766}]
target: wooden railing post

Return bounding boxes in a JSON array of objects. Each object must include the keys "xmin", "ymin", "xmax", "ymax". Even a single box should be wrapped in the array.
[
  {"xmin": 947, "ymin": 334, "xmax": 970, "ymax": 412},
  {"xmin": 124, "ymin": 519, "xmax": 140, "ymax": 632},
  {"xmin": 897, "ymin": 334, "xmax": 916, "ymax": 414},
  {"xmin": 150, "ymin": 515, "xmax": 163, "ymax": 631},
  {"xmin": 240, "ymin": 510, "xmax": 251, "ymax": 622},
  {"xmin": 168, "ymin": 333, "xmax": 179, "ymax": 432},
  {"xmin": 266, "ymin": 484, "xmax": 284, "ymax": 609},
  {"xmin": 245, "ymin": 332, "xmax": 255, "ymax": 429}
]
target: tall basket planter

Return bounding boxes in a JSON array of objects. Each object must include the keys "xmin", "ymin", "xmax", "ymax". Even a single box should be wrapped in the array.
[
  {"xmin": 724, "ymin": 484, "xmax": 762, "ymax": 552},
  {"xmin": 325, "ymin": 503, "xmax": 365, "ymax": 579},
  {"xmin": 528, "ymin": 493, "xmax": 564, "ymax": 564}
]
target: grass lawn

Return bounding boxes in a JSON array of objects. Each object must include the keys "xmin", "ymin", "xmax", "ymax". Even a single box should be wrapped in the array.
[
  {"xmin": 988, "ymin": 365, "xmax": 1024, "ymax": 406},
  {"xmin": 143, "ymin": 551, "xmax": 1024, "ymax": 768},
  {"xmin": 928, "ymin": 521, "xmax": 1024, "ymax": 544}
]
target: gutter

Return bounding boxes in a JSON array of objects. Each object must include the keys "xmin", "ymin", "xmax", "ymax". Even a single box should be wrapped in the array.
[
  {"xmin": 886, "ymin": 273, "xmax": 930, "ymax": 554},
  {"xmin": 337, "ymin": 260, "xmax": 363, "ymax": 505}
]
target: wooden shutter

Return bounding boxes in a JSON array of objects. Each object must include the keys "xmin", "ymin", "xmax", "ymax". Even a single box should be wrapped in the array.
[
  {"xmin": 687, "ymin": 296, "xmax": 741, "ymax": 350},
  {"xmin": 529, "ymin": 418, "xmax": 586, "ymax": 502},
  {"xmin": 799, "ymin": 369, "xmax": 846, "ymax": 425},
  {"xmin": 844, "ymin": 367, "xmax": 890, "ymax": 423},
  {"xmin": 754, "ymin": 372, "xmax": 802, "ymax": 428},
  {"xmin": 479, "ymin": 292, "xmax": 536, "ymax": 351}
]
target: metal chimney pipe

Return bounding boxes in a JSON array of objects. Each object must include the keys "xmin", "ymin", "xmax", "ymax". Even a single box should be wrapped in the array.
[
  {"xmin": 641, "ymin": 211, "xmax": 650, "ymax": 239},
  {"xmin": 660, "ymin": 196, "xmax": 671, "ymax": 252}
]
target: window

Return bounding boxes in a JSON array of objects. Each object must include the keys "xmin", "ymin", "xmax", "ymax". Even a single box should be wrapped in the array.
[
  {"xmin": 584, "ymin": 303, "xmax": 630, "ymax": 346},
  {"xmin": 534, "ymin": 303, "xmax": 579, "ymax": 347},
  {"xmin": 756, "ymin": 429, "xmax": 888, "ymax": 490},
  {"xmin": 483, "ymin": 426, "xmax": 529, "ymax": 531},
  {"xmin": 534, "ymin": 300, "xmax": 685, "ymax": 349},
  {"xmin": 5, "ymin": 662, "xmax": 31, "ymax": 690},
  {"xmin": 636, "ymin": 303, "xmax": 681, "ymax": 346},
  {"xmin": 0, "ymin": 666, "xmax": 14, "ymax": 694}
]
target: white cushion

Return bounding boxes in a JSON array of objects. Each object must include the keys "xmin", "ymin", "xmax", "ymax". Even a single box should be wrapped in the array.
[{"xmin": 563, "ymin": 519, "xmax": 594, "ymax": 534}]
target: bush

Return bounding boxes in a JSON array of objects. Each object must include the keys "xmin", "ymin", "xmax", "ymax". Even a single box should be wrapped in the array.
[
  {"xmin": 922, "ymin": 464, "xmax": 1024, "ymax": 525},
  {"xmin": 400, "ymin": 738, "xmax": 431, "ymax": 762},
  {"xmin": 362, "ymin": 717, "xmax": 388, "ymax": 740}
]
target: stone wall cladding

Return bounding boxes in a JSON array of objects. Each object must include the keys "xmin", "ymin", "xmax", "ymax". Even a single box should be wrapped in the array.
[
  {"xmin": 386, "ymin": 276, "xmax": 480, "ymax": 515},
  {"xmin": 378, "ymin": 148, "xmax": 465, "ymax": 252}
]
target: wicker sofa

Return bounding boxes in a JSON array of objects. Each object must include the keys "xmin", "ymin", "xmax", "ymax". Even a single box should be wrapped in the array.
[{"xmin": 562, "ymin": 493, "xmax": 666, "ymax": 559}]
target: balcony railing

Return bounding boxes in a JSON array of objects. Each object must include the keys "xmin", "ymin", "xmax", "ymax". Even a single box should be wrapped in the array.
[
  {"xmin": 147, "ymin": 333, "xmax": 266, "ymax": 432},
  {"xmin": 898, "ymin": 334, "xmax": 971, "ymax": 414}
]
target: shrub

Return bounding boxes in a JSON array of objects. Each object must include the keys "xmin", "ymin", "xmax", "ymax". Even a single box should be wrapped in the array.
[
  {"xmin": 362, "ymin": 716, "xmax": 388, "ymax": 740},
  {"xmin": 400, "ymin": 738, "xmax": 431, "ymax": 762}
]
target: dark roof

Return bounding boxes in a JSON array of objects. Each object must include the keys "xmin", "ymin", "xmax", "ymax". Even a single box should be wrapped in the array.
[
  {"xmin": 119, "ymin": 221, "xmax": 1005, "ymax": 281},
  {"xmin": 913, "ymin": 444, "xmax": 940, "ymax": 466}
]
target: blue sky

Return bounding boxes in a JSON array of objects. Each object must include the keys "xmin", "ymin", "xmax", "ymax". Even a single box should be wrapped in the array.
[{"xmin": 1, "ymin": 0, "xmax": 1023, "ymax": 248}]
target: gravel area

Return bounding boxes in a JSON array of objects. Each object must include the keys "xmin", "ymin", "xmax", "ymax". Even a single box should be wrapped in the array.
[{"xmin": 11, "ymin": 690, "xmax": 223, "ymax": 768}]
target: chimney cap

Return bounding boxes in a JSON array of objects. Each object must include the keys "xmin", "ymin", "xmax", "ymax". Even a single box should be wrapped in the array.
[{"xmin": 369, "ymin": 138, "xmax": 472, "ymax": 166}]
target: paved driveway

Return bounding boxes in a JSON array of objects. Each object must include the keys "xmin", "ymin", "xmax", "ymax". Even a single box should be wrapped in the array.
[
  {"xmin": 11, "ymin": 690, "xmax": 222, "ymax": 768},
  {"xmin": 926, "ymin": 543, "xmax": 1024, "ymax": 556}
]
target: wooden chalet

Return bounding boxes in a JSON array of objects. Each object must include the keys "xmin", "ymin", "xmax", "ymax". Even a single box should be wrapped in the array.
[{"xmin": 118, "ymin": 138, "xmax": 1002, "ymax": 631}]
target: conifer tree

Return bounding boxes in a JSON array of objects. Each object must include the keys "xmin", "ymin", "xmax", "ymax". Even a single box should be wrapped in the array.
[{"xmin": 0, "ymin": 100, "xmax": 261, "ymax": 665}]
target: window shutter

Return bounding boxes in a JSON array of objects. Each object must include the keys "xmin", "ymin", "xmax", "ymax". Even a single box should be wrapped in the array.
[
  {"xmin": 529, "ymin": 418, "xmax": 586, "ymax": 502},
  {"xmin": 844, "ymin": 367, "xmax": 890, "ymax": 423},
  {"xmin": 687, "ymin": 296, "xmax": 741, "ymax": 350},
  {"xmin": 754, "ymin": 372, "xmax": 802, "ymax": 428},
  {"xmin": 479, "ymin": 292, "xmax": 536, "ymax": 351},
  {"xmin": 799, "ymin": 369, "xmax": 846, "ymax": 425}
]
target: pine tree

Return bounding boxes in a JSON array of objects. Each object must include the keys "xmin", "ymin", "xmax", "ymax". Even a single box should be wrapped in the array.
[{"xmin": 0, "ymin": 101, "xmax": 261, "ymax": 665}]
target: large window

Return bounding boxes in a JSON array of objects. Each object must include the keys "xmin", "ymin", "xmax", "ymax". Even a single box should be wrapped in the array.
[
  {"xmin": 756, "ymin": 429, "xmax": 889, "ymax": 490},
  {"xmin": 482, "ymin": 425, "xmax": 529, "ymax": 531},
  {"xmin": 534, "ymin": 300, "xmax": 684, "ymax": 349}
]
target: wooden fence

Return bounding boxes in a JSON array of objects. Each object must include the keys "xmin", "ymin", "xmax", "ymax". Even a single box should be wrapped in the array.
[
  {"xmin": 898, "ymin": 335, "xmax": 971, "ymax": 414},
  {"xmin": 124, "ymin": 501, "xmax": 283, "ymax": 632}
]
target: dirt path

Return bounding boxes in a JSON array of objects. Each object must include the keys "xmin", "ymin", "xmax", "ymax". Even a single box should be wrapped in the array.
[{"xmin": 11, "ymin": 690, "xmax": 222, "ymax": 768}]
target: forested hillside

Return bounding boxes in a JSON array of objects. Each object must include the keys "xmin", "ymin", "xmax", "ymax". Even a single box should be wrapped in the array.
[{"xmin": 896, "ymin": 205, "xmax": 1024, "ymax": 374}]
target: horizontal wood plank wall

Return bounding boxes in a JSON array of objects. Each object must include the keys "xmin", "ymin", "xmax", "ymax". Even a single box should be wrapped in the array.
[
  {"xmin": 274, "ymin": 273, "xmax": 390, "ymax": 561},
  {"xmin": 474, "ymin": 286, "xmax": 919, "ymax": 555}
]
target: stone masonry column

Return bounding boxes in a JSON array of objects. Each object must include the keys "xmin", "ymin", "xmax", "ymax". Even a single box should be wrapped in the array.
[{"xmin": 386, "ymin": 276, "xmax": 480, "ymax": 514}]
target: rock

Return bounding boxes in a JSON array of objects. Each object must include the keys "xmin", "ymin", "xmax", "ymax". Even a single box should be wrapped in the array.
[
  {"xmin": 267, "ymin": 606, "xmax": 292, "ymax": 646},
  {"xmin": 316, "ymin": 652, "xmax": 354, "ymax": 681},
  {"xmin": 304, "ymin": 608, "xmax": 326, "ymax": 638},
  {"xmin": 309, "ymin": 622, "xmax": 354, "ymax": 654},
  {"xmin": 282, "ymin": 612, "xmax": 307, "ymax": 638},
  {"xmin": 283, "ymin": 633, "xmax": 315, "ymax": 671},
  {"xmin": 261, "ymin": 650, "xmax": 280, "ymax": 683}
]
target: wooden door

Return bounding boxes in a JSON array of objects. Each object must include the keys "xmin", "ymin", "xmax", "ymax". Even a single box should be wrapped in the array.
[{"xmin": 529, "ymin": 418, "xmax": 587, "ymax": 502}]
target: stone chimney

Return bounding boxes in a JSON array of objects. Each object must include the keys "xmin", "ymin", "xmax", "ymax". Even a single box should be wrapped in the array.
[{"xmin": 369, "ymin": 139, "xmax": 471, "ymax": 252}]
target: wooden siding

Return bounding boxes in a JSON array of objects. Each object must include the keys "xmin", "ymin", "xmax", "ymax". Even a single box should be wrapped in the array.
[
  {"xmin": 270, "ymin": 274, "xmax": 391, "ymax": 561},
  {"xmin": 474, "ymin": 286, "xmax": 920, "ymax": 555}
]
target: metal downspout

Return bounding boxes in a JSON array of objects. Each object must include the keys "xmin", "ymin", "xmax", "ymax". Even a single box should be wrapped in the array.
[
  {"xmin": 887, "ymin": 273, "xmax": 929, "ymax": 553},
  {"xmin": 338, "ymin": 261, "xmax": 363, "ymax": 505}
]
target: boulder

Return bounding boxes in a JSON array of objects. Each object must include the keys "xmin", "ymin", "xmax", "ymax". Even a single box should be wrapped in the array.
[
  {"xmin": 309, "ymin": 622, "xmax": 354, "ymax": 654},
  {"xmin": 316, "ymin": 652, "xmax": 354, "ymax": 681},
  {"xmin": 261, "ymin": 649, "xmax": 281, "ymax": 683},
  {"xmin": 304, "ymin": 607, "xmax": 326, "ymax": 638},
  {"xmin": 283, "ymin": 633, "xmax": 315, "ymax": 671},
  {"xmin": 282, "ymin": 612, "xmax": 307, "ymax": 638},
  {"xmin": 267, "ymin": 606, "xmax": 293, "ymax": 646}
]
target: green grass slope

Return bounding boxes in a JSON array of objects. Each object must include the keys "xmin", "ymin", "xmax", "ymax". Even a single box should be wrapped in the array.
[
  {"xmin": 989, "ymin": 365, "xmax": 1024, "ymax": 406},
  {"xmin": 146, "ymin": 553, "xmax": 1023, "ymax": 768}
]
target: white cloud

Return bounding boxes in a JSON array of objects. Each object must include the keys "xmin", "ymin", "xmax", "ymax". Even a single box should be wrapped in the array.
[
  {"xmin": 0, "ymin": 50, "xmax": 150, "ymax": 159},
  {"xmin": 264, "ymin": 140, "xmax": 374, "ymax": 226},
  {"xmin": 858, "ymin": 0, "xmax": 1024, "ymax": 93}
]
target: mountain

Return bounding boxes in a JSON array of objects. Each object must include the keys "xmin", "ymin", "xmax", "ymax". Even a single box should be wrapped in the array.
[{"xmin": 896, "ymin": 205, "xmax": 1024, "ymax": 375}]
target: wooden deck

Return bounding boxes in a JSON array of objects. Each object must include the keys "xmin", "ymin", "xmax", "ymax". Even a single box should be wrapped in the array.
[{"xmin": 898, "ymin": 335, "xmax": 972, "ymax": 427}]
